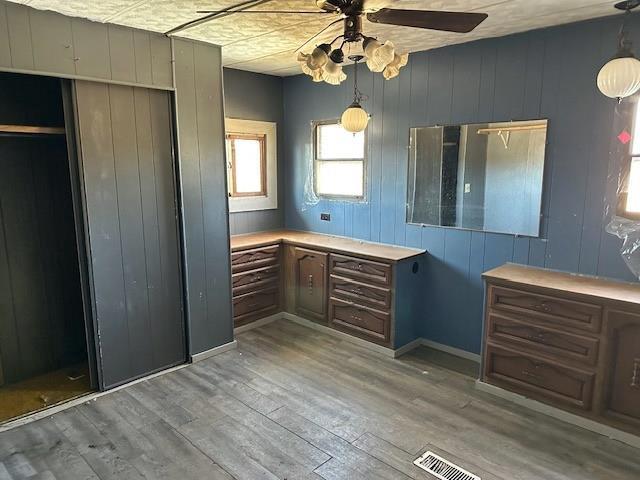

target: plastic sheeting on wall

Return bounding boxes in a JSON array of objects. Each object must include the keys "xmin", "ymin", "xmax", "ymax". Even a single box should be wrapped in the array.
[{"xmin": 605, "ymin": 99, "xmax": 640, "ymax": 279}]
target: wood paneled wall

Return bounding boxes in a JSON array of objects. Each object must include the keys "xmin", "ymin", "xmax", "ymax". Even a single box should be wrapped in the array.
[
  {"xmin": 223, "ymin": 68, "xmax": 285, "ymax": 235},
  {"xmin": 0, "ymin": 2, "xmax": 171, "ymax": 88},
  {"xmin": 174, "ymin": 40, "xmax": 233, "ymax": 355},
  {"xmin": 283, "ymin": 15, "xmax": 639, "ymax": 354},
  {"xmin": 0, "ymin": 136, "xmax": 85, "ymax": 384}
]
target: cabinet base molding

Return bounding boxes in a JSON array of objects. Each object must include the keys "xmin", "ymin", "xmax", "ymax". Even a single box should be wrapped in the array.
[
  {"xmin": 191, "ymin": 340, "xmax": 238, "ymax": 363},
  {"xmin": 475, "ymin": 380, "xmax": 640, "ymax": 449},
  {"xmin": 234, "ymin": 313, "xmax": 282, "ymax": 334},
  {"xmin": 283, "ymin": 313, "xmax": 401, "ymax": 358}
]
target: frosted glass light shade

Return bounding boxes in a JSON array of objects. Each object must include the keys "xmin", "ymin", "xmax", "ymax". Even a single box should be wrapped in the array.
[
  {"xmin": 308, "ymin": 45, "xmax": 329, "ymax": 70},
  {"xmin": 364, "ymin": 38, "xmax": 395, "ymax": 72},
  {"xmin": 597, "ymin": 56, "xmax": 640, "ymax": 100},
  {"xmin": 341, "ymin": 104, "xmax": 369, "ymax": 133},
  {"xmin": 383, "ymin": 52, "xmax": 409, "ymax": 80},
  {"xmin": 322, "ymin": 59, "xmax": 346, "ymax": 85}
]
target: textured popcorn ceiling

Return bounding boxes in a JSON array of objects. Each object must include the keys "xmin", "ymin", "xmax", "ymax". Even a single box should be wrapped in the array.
[{"xmin": 9, "ymin": 0, "xmax": 622, "ymax": 76}]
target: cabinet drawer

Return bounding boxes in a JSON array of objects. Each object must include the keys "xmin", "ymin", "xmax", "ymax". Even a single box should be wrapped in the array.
[
  {"xmin": 488, "ymin": 312, "xmax": 600, "ymax": 366},
  {"xmin": 231, "ymin": 244, "xmax": 279, "ymax": 273},
  {"xmin": 484, "ymin": 343, "xmax": 595, "ymax": 410},
  {"xmin": 488, "ymin": 285, "xmax": 602, "ymax": 333},
  {"xmin": 329, "ymin": 297, "xmax": 390, "ymax": 345},
  {"xmin": 329, "ymin": 254, "xmax": 391, "ymax": 286},
  {"xmin": 232, "ymin": 265, "xmax": 279, "ymax": 296},
  {"xmin": 330, "ymin": 275, "xmax": 391, "ymax": 311},
  {"xmin": 233, "ymin": 287, "xmax": 279, "ymax": 324}
]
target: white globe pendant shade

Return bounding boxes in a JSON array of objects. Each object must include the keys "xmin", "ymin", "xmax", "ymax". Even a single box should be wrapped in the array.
[
  {"xmin": 597, "ymin": 56, "xmax": 640, "ymax": 100},
  {"xmin": 341, "ymin": 103, "xmax": 369, "ymax": 133}
]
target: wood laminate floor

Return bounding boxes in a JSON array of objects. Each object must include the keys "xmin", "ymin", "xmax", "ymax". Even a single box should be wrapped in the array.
[{"xmin": 1, "ymin": 319, "xmax": 639, "ymax": 480}]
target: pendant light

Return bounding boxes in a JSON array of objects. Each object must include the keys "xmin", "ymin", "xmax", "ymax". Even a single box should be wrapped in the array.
[
  {"xmin": 341, "ymin": 55, "xmax": 369, "ymax": 133},
  {"xmin": 597, "ymin": 1, "xmax": 640, "ymax": 102}
]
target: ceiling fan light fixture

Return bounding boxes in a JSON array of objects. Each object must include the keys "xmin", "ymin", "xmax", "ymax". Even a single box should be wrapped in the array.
[
  {"xmin": 308, "ymin": 44, "xmax": 331, "ymax": 70},
  {"xmin": 322, "ymin": 58, "xmax": 346, "ymax": 85},
  {"xmin": 382, "ymin": 52, "xmax": 409, "ymax": 80},
  {"xmin": 363, "ymin": 38, "xmax": 395, "ymax": 72}
]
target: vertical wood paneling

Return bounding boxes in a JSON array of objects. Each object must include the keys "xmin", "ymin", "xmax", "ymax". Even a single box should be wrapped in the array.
[
  {"xmin": 133, "ymin": 31, "xmax": 153, "ymax": 85},
  {"xmin": 108, "ymin": 25, "xmax": 136, "ymax": 83},
  {"xmin": 109, "ymin": 85, "xmax": 154, "ymax": 378},
  {"xmin": 29, "ymin": 9, "xmax": 75, "ymax": 75},
  {"xmin": 5, "ymin": 3, "xmax": 34, "ymax": 70},
  {"xmin": 150, "ymin": 34, "xmax": 172, "ymax": 88},
  {"xmin": 71, "ymin": 19, "xmax": 110, "ymax": 79},
  {"xmin": 0, "ymin": 3, "xmax": 11, "ymax": 66},
  {"xmin": 284, "ymin": 14, "xmax": 640, "ymax": 353},
  {"xmin": 75, "ymin": 81, "xmax": 185, "ymax": 388},
  {"xmin": 75, "ymin": 81, "xmax": 130, "ymax": 387},
  {"xmin": 174, "ymin": 39, "xmax": 233, "ymax": 355}
]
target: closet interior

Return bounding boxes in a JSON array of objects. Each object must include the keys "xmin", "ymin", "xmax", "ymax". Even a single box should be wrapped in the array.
[{"xmin": 0, "ymin": 72, "xmax": 92, "ymax": 422}]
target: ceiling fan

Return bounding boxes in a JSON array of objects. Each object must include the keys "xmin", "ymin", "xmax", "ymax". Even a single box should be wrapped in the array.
[
  {"xmin": 167, "ymin": 1, "xmax": 488, "ymax": 84},
  {"xmin": 166, "ymin": 1, "xmax": 487, "ymax": 133}
]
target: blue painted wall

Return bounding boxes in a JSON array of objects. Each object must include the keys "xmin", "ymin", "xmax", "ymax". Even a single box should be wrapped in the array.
[
  {"xmin": 282, "ymin": 14, "xmax": 640, "ymax": 354},
  {"xmin": 224, "ymin": 68, "xmax": 285, "ymax": 235}
]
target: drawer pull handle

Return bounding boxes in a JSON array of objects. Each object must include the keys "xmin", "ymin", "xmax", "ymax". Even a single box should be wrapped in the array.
[
  {"xmin": 534, "ymin": 301, "xmax": 552, "ymax": 312},
  {"xmin": 350, "ymin": 314, "xmax": 362, "ymax": 322},
  {"xmin": 632, "ymin": 358, "xmax": 640, "ymax": 388},
  {"xmin": 522, "ymin": 370, "xmax": 543, "ymax": 381},
  {"xmin": 308, "ymin": 274, "xmax": 313, "ymax": 294}
]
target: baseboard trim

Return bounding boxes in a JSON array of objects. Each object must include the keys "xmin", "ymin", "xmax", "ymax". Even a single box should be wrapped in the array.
[
  {"xmin": 420, "ymin": 339, "xmax": 481, "ymax": 363},
  {"xmin": 393, "ymin": 337, "xmax": 424, "ymax": 357},
  {"xmin": 234, "ymin": 313, "xmax": 281, "ymax": 334},
  {"xmin": 475, "ymin": 380, "xmax": 640, "ymax": 449},
  {"xmin": 191, "ymin": 340, "xmax": 238, "ymax": 363}
]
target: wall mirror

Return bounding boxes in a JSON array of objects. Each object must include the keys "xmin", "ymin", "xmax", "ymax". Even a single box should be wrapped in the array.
[{"xmin": 406, "ymin": 119, "xmax": 548, "ymax": 237}]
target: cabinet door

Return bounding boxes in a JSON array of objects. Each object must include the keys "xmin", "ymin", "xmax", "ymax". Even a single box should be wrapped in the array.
[
  {"xmin": 295, "ymin": 247, "xmax": 328, "ymax": 323},
  {"xmin": 602, "ymin": 310, "xmax": 640, "ymax": 427}
]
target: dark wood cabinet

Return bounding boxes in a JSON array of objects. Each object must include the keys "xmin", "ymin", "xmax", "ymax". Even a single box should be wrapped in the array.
[
  {"xmin": 230, "ymin": 231, "xmax": 425, "ymax": 351},
  {"xmin": 231, "ymin": 244, "xmax": 280, "ymax": 327},
  {"xmin": 602, "ymin": 310, "xmax": 640, "ymax": 428},
  {"xmin": 482, "ymin": 264, "xmax": 640, "ymax": 438},
  {"xmin": 294, "ymin": 247, "xmax": 328, "ymax": 323}
]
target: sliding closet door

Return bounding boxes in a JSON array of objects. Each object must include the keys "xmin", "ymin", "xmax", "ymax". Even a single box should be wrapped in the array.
[{"xmin": 74, "ymin": 81, "xmax": 185, "ymax": 389}]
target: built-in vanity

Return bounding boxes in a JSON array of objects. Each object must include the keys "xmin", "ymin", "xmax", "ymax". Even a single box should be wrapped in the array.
[
  {"xmin": 230, "ymin": 230, "xmax": 426, "ymax": 353},
  {"xmin": 480, "ymin": 263, "xmax": 640, "ymax": 441}
]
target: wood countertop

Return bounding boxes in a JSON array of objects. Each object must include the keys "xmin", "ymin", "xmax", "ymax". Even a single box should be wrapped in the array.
[
  {"xmin": 230, "ymin": 230, "xmax": 426, "ymax": 262},
  {"xmin": 483, "ymin": 263, "xmax": 640, "ymax": 307}
]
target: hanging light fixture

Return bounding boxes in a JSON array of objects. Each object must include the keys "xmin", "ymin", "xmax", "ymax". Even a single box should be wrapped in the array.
[
  {"xmin": 341, "ymin": 55, "xmax": 369, "ymax": 133},
  {"xmin": 597, "ymin": 0, "xmax": 640, "ymax": 102}
]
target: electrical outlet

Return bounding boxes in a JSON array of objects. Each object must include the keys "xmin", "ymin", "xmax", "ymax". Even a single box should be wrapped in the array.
[
  {"xmin": 464, "ymin": 183, "xmax": 471, "ymax": 193},
  {"xmin": 321, "ymin": 213, "xmax": 331, "ymax": 221}
]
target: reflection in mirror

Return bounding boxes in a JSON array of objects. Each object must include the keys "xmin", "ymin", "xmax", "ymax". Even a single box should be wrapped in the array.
[{"xmin": 407, "ymin": 120, "xmax": 547, "ymax": 237}]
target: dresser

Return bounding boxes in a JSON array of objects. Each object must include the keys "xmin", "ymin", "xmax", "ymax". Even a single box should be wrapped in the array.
[
  {"xmin": 481, "ymin": 263, "xmax": 640, "ymax": 437},
  {"xmin": 230, "ymin": 230, "xmax": 426, "ymax": 351}
]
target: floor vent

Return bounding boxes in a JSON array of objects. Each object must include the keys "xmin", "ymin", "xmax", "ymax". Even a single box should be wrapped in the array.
[{"xmin": 414, "ymin": 451, "xmax": 480, "ymax": 480}]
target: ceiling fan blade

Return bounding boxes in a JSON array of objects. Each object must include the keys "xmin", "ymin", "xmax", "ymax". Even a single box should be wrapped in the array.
[
  {"xmin": 366, "ymin": 9, "xmax": 488, "ymax": 33},
  {"xmin": 196, "ymin": 10, "xmax": 332, "ymax": 14}
]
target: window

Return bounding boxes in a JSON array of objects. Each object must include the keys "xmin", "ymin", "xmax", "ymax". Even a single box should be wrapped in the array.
[
  {"xmin": 314, "ymin": 121, "xmax": 366, "ymax": 199},
  {"xmin": 225, "ymin": 119, "xmax": 277, "ymax": 212},
  {"xmin": 226, "ymin": 133, "xmax": 266, "ymax": 197}
]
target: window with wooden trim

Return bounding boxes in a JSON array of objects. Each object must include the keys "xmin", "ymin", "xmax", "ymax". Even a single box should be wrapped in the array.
[
  {"xmin": 224, "ymin": 118, "xmax": 277, "ymax": 213},
  {"xmin": 226, "ymin": 133, "xmax": 267, "ymax": 197},
  {"xmin": 313, "ymin": 121, "xmax": 366, "ymax": 199}
]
